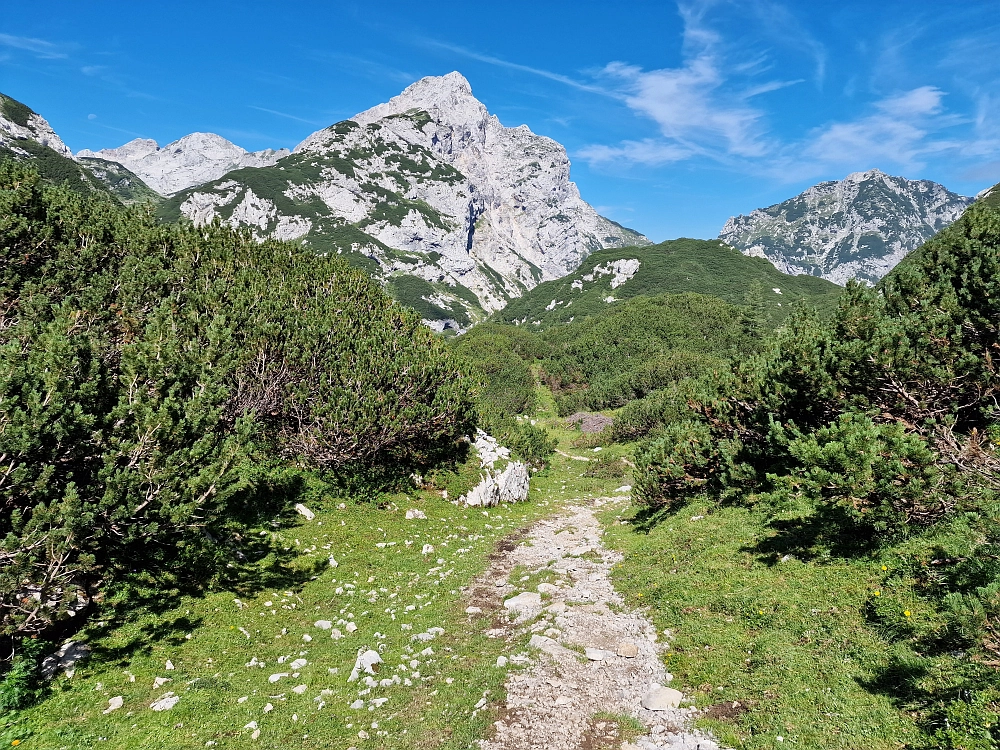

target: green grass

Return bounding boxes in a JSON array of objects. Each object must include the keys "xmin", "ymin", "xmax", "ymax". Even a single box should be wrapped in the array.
[
  {"xmin": 4, "ymin": 483, "xmax": 559, "ymax": 749},
  {"xmin": 4, "ymin": 378, "xmax": 627, "ymax": 750},
  {"xmin": 10, "ymin": 374, "xmax": 970, "ymax": 750},
  {"xmin": 600, "ymin": 497, "xmax": 938, "ymax": 749},
  {"xmin": 0, "ymin": 93, "xmax": 34, "ymax": 127}
]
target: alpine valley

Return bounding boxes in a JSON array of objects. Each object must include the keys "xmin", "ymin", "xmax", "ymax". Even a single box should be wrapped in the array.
[{"xmin": 7, "ymin": 57, "xmax": 1000, "ymax": 750}]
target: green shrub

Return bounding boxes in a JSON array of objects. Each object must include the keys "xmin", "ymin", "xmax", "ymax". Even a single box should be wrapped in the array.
[
  {"xmin": 628, "ymin": 200, "xmax": 1000, "ymax": 745},
  {"xmin": 784, "ymin": 413, "xmax": 955, "ymax": 535},
  {"xmin": 540, "ymin": 293, "xmax": 742, "ymax": 416},
  {"xmin": 582, "ymin": 454, "xmax": 630, "ymax": 479},
  {"xmin": 502, "ymin": 420, "xmax": 557, "ymax": 470},
  {"xmin": 452, "ymin": 326, "xmax": 540, "ymax": 418},
  {"xmin": 611, "ymin": 375, "xmax": 726, "ymax": 443},
  {"xmin": 0, "ymin": 640, "xmax": 47, "ymax": 712},
  {"xmin": 0, "ymin": 161, "xmax": 474, "ymax": 644},
  {"xmin": 634, "ymin": 420, "xmax": 718, "ymax": 509}
]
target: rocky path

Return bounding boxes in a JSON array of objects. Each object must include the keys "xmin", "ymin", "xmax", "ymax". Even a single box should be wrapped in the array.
[{"xmin": 469, "ymin": 499, "xmax": 723, "ymax": 750}]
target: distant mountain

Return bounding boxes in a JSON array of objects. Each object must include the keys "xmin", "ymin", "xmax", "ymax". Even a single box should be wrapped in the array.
[
  {"xmin": 495, "ymin": 238, "xmax": 843, "ymax": 330},
  {"xmin": 79, "ymin": 134, "xmax": 289, "ymax": 196},
  {"xmin": 719, "ymin": 169, "xmax": 973, "ymax": 285},
  {"xmin": 0, "ymin": 91, "xmax": 158, "ymax": 205},
  {"xmin": 156, "ymin": 72, "xmax": 648, "ymax": 328}
]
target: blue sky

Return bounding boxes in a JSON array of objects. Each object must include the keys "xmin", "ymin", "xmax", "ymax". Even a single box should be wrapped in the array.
[{"xmin": 2, "ymin": 0, "xmax": 998, "ymax": 241}]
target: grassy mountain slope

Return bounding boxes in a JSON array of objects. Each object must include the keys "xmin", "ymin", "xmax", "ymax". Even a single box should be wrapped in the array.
[
  {"xmin": 156, "ymin": 142, "xmax": 486, "ymax": 329},
  {"xmin": 77, "ymin": 157, "xmax": 161, "ymax": 205},
  {"xmin": 495, "ymin": 238, "xmax": 843, "ymax": 330},
  {"xmin": 978, "ymin": 180, "xmax": 1000, "ymax": 210}
]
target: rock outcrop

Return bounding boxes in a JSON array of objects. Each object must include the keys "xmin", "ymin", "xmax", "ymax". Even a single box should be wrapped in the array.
[
  {"xmin": 78, "ymin": 133, "xmax": 289, "ymax": 196},
  {"xmin": 719, "ymin": 169, "xmax": 972, "ymax": 285},
  {"xmin": 0, "ymin": 93, "xmax": 73, "ymax": 158}
]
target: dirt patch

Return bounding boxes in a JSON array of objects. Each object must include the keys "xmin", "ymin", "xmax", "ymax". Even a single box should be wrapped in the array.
[
  {"xmin": 579, "ymin": 717, "xmax": 627, "ymax": 750},
  {"xmin": 464, "ymin": 527, "xmax": 532, "ymax": 626},
  {"xmin": 564, "ymin": 412, "xmax": 614, "ymax": 434},
  {"xmin": 702, "ymin": 700, "xmax": 752, "ymax": 721}
]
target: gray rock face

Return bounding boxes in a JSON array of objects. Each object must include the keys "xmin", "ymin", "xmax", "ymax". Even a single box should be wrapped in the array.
[
  {"xmin": 719, "ymin": 169, "xmax": 972, "ymax": 285},
  {"xmin": 78, "ymin": 133, "xmax": 289, "ymax": 196},
  {"xmin": 0, "ymin": 94, "xmax": 73, "ymax": 158},
  {"xmin": 161, "ymin": 72, "xmax": 648, "ymax": 322}
]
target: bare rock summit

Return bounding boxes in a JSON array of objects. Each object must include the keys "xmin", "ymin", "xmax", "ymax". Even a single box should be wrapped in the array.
[
  {"xmin": 160, "ymin": 72, "xmax": 648, "ymax": 325},
  {"xmin": 720, "ymin": 169, "xmax": 972, "ymax": 285},
  {"xmin": 78, "ymin": 133, "xmax": 289, "ymax": 196}
]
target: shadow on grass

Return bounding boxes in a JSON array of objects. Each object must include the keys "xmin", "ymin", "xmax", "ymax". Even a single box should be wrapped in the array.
[
  {"xmin": 856, "ymin": 654, "xmax": 932, "ymax": 713},
  {"xmin": 744, "ymin": 504, "xmax": 881, "ymax": 564},
  {"xmin": 89, "ymin": 612, "xmax": 205, "ymax": 667},
  {"xmin": 83, "ymin": 469, "xmax": 325, "ymax": 668},
  {"xmin": 626, "ymin": 504, "xmax": 681, "ymax": 535}
]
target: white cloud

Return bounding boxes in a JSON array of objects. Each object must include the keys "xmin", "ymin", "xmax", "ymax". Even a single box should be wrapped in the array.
[
  {"xmin": 795, "ymin": 87, "xmax": 961, "ymax": 174},
  {"xmin": 0, "ymin": 33, "xmax": 68, "ymax": 59},
  {"xmin": 577, "ymin": 139, "xmax": 693, "ymax": 166},
  {"xmin": 876, "ymin": 86, "xmax": 945, "ymax": 118},
  {"xmin": 578, "ymin": 0, "xmax": 791, "ymax": 167}
]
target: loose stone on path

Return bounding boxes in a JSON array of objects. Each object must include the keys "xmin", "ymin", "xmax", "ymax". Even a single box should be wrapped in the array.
[{"xmin": 476, "ymin": 501, "xmax": 726, "ymax": 750}]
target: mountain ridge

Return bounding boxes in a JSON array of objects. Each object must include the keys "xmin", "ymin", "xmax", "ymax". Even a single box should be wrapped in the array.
[
  {"xmin": 78, "ymin": 134, "xmax": 290, "ymax": 196},
  {"xmin": 719, "ymin": 168, "xmax": 973, "ymax": 285}
]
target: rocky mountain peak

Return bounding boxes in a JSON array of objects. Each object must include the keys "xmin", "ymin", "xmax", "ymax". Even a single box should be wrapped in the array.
[
  {"xmin": 162, "ymin": 71, "xmax": 648, "ymax": 327},
  {"xmin": 78, "ymin": 133, "xmax": 290, "ymax": 196},
  {"xmin": 352, "ymin": 71, "xmax": 485, "ymax": 129},
  {"xmin": 720, "ymin": 170, "xmax": 973, "ymax": 285},
  {"xmin": 844, "ymin": 167, "xmax": 886, "ymax": 182}
]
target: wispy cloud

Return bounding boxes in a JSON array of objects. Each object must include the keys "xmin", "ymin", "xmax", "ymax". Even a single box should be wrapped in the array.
[
  {"xmin": 580, "ymin": 0, "xmax": 780, "ymax": 166},
  {"xmin": 0, "ymin": 33, "xmax": 68, "ymax": 59},
  {"xmin": 791, "ymin": 87, "xmax": 962, "ymax": 176},
  {"xmin": 249, "ymin": 105, "xmax": 323, "ymax": 126},
  {"xmin": 576, "ymin": 2, "xmax": 1000, "ymax": 185},
  {"xmin": 419, "ymin": 39, "xmax": 616, "ymax": 97},
  {"xmin": 578, "ymin": 139, "xmax": 694, "ymax": 166}
]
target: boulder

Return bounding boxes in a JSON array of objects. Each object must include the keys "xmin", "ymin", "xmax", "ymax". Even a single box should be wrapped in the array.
[{"xmin": 641, "ymin": 684, "xmax": 683, "ymax": 710}]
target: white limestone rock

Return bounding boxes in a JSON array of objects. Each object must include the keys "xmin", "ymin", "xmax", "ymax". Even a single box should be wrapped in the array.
[
  {"xmin": 40, "ymin": 640, "xmax": 91, "ymax": 679},
  {"xmin": 78, "ymin": 133, "xmax": 289, "ymax": 196},
  {"xmin": 641, "ymin": 684, "xmax": 683, "ymax": 711},
  {"xmin": 348, "ymin": 649, "xmax": 382, "ymax": 682},
  {"xmin": 163, "ymin": 72, "xmax": 648, "ymax": 322},
  {"xmin": 150, "ymin": 692, "xmax": 180, "ymax": 711},
  {"xmin": 460, "ymin": 461, "xmax": 530, "ymax": 508},
  {"xmin": 503, "ymin": 592, "xmax": 542, "ymax": 616},
  {"xmin": 0, "ymin": 94, "xmax": 73, "ymax": 159}
]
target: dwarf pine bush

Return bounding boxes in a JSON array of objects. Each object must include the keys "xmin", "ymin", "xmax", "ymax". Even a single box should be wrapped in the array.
[{"xmin": 0, "ymin": 162, "xmax": 474, "ymax": 645}]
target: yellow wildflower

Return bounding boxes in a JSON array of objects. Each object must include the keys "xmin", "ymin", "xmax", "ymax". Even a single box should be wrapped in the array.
[
  {"xmin": 874, "ymin": 591, "xmax": 881, "ymax": 597},
  {"xmin": 904, "ymin": 611, "xmax": 911, "ymax": 617}
]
